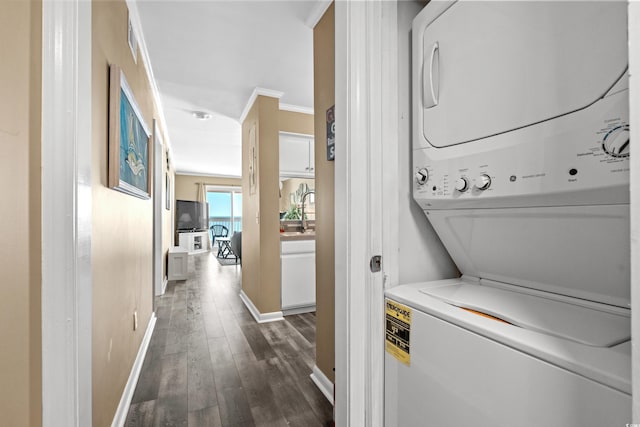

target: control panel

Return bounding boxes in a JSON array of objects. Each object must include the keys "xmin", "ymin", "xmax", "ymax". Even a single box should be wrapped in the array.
[
  {"xmin": 414, "ymin": 91, "xmax": 630, "ymax": 209},
  {"xmin": 602, "ymin": 125, "xmax": 630, "ymax": 158}
]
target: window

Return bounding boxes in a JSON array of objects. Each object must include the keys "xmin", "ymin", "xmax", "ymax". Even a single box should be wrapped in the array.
[{"xmin": 206, "ymin": 187, "xmax": 242, "ymax": 234}]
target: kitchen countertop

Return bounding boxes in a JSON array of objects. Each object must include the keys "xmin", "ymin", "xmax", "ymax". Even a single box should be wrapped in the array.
[{"xmin": 280, "ymin": 230, "xmax": 316, "ymax": 241}]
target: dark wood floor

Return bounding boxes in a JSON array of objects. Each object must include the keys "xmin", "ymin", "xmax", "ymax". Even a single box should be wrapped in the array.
[{"xmin": 125, "ymin": 252, "xmax": 333, "ymax": 427}]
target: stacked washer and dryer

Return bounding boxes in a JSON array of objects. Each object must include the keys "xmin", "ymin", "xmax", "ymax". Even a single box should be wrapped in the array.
[{"xmin": 385, "ymin": 1, "xmax": 631, "ymax": 426}]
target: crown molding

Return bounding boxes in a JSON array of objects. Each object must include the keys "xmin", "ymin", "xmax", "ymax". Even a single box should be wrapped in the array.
[
  {"xmin": 305, "ymin": 0, "xmax": 333, "ymax": 29},
  {"xmin": 280, "ymin": 103, "xmax": 314, "ymax": 115},
  {"xmin": 125, "ymin": 0, "xmax": 174, "ymax": 169},
  {"xmin": 175, "ymin": 170, "xmax": 242, "ymax": 179},
  {"xmin": 239, "ymin": 87, "xmax": 285, "ymax": 124}
]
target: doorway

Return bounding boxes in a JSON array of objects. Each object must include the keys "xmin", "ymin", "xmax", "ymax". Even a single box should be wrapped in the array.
[
  {"xmin": 207, "ymin": 186, "xmax": 242, "ymax": 254},
  {"xmin": 153, "ymin": 121, "xmax": 165, "ymax": 298}
]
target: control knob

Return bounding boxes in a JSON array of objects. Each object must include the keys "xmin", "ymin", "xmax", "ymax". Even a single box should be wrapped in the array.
[
  {"xmin": 454, "ymin": 177, "xmax": 469, "ymax": 192},
  {"xmin": 415, "ymin": 168, "xmax": 429, "ymax": 185},
  {"xmin": 602, "ymin": 126, "xmax": 630, "ymax": 158},
  {"xmin": 474, "ymin": 174, "xmax": 491, "ymax": 190}
]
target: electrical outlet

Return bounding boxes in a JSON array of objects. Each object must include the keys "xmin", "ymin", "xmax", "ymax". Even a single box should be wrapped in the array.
[{"xmin": 133, "ymin": 311, "xmax": 138, "ymax": 331}]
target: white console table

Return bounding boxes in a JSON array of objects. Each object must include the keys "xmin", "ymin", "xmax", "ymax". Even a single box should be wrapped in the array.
[{"xmin": 178, "ymin": 231, "xmax": 210, "ymax": 254}]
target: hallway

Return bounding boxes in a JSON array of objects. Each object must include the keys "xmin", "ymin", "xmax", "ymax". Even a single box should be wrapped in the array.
[{"xmin": 125, "ymin": 253, "xmax": 333, "ymax": 426}]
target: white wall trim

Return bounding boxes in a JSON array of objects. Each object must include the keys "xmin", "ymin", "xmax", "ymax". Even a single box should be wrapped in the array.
[
  {"xmin": 335, "ymin": 2, "xmax": 366, "ymax": 425},
  {"xmin": 205, "ymin": 185, "xmax": 243, "ymax": 193},
  {"xmin": 175, "ymin": 170, "xmax": 242, "ymax": 179},
  {"xmin": 110, "ymin": 314, "xmax": 157, "ymax": 427},
  {"xmin": 310, "ymin": 365, "xmax": 335, "ymax": 405},
  {"xmin": 305, "ymin": 0, "xmax": 333, "ymax": 29},
  {"xmin": 629, "ymin": 1, "xmax": 640, "ymax": 421},
  {"xmin": 41, "ymin": 0, "xmax": 93, "ymax": 425},
  {"xmin": 162, "ymin": 277, "xmax": 168, "ymax": 295},
  {"xmin": 239, "ymin": 87, "xmax": 285, "ymax": 124},
  {"xmin": 381, "ymin": 3, "xmax": 400, "ymax": 293},
  {"xmin": 125, "ymin": 0, "xmax": 174, "ymax": 168},
  {"xmin": 239, "ymin": 291, "xmax": 284, "ymax": 323},
  {"xmin": 280, "ymin": 103, "xmax": 314, "ymax": 115},
  {"xmin": 335, "ymin": 2, "xmax": 398, "ymax": 426},
  {"xmin": 282, "ymin": 305, "xmax": 316, "ymax": 316}
]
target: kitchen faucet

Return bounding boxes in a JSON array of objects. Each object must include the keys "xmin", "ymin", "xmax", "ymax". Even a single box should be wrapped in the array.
[{"xmin": 300, "ymin": 190, "xmax": 315, "ymax": 232}]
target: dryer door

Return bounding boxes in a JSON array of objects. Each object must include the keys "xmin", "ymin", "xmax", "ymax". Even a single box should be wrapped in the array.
[{"xmin": 416, "ymin": 1, "xmax": 627, "ymax": 149}]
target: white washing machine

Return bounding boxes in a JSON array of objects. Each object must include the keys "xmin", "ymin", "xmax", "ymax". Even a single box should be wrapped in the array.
[{"xmin": 385, "ymin": 1, "xmax": 631, "ymax": 426}]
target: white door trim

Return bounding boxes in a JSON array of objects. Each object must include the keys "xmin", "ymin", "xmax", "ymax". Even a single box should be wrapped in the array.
[
  {"xmin": 153, "ymin": 120, "xmax": 164, "ymax": 296},
  {"xmin": 629, "ymin": 1, "xmax": 640, "ymax": 421},
  {"xmin": 41, "ymin": 0, "xmax": 92, "ymax": 425},
  {"xmin": 335, "ymin": 1, "xmax": 398, "ymax": 426}
]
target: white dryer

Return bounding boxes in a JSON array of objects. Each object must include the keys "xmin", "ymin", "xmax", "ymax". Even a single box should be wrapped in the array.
[{"xmin": 385, "ymin": 1, "xmax": 631, "ymax": 426}]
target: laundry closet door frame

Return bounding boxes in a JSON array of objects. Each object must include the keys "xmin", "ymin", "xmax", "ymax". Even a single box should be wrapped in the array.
[{"xmin": 334, "ymin": 1, "xmax": 399, "ymax": 426}]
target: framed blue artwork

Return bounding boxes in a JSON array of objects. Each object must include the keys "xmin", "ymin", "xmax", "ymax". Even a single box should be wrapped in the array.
[{"xmin": 109, "ymin": 64, "xmax": 152, "ymax": 199}]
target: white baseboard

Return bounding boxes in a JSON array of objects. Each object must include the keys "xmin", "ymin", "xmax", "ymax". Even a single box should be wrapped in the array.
[
  {"xmin": 282, "ymin": 305, "xmax": 316, "ymax": 316},
  {"xmin": 111, "ymin": 313, "xmax": 157, "ymax": 427},
  {"xmin": 310, "ymin": 365, "xmax": 334, "ymax": 405},
  {"xmin": 162, "ymin": 277, "xmax": 168, "ymax": 295},
  {"xmin": 239, "ymin": 290, "xmax": 284, "ymax": 323}
]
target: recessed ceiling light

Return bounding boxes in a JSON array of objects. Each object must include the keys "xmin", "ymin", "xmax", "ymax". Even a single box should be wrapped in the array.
[{"xmin": 192, "ymin": 111, "xmax": 212, "ymax": 120}]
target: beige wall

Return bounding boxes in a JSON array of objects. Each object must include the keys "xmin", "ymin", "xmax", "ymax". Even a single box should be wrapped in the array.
[
  {"xmin": 242, "ymin": 96, "xmax": 281, "ymax": 313},
  {"xmin": 92, "ymin": 0, "xmax": 172, "ymax": 424},
  {"xmin": 242, "ymin": 101, "xmax": 261, "ymax": 308},
  {"xmin": 241, "ymin": 99, "xmax": 314, "ymax": 314},
  {"xmin": 280, "ymin": 109, "xmax": 314, "ymax": 134},
  {"xmin": 0, "ymin": 1, "xmax": 42, "ymax": 425},
  {"xmin": 174, "ymin": 173, "xmax": 242, "ymax": 201},
  {"xmin": 314, "ymin": 3, "xmax": 336, "ymax": 383}
]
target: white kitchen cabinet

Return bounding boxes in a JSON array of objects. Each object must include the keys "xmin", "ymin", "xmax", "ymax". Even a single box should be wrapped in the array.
[
  {"xmin": 281, "ymin": 239, "xmax": 316, "ymax": 313},
  {"xmin": 178, "ymin": 231, "xmax": 210, "ymax": 254},
  {"xmin": 279, "ymin": 132, "xmax": 314, "ymax": 177}
]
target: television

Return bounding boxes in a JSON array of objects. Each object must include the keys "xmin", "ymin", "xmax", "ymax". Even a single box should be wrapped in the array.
[{"xmin": 176, "ymin": 200, "xmax": 209, "ymax": 231}]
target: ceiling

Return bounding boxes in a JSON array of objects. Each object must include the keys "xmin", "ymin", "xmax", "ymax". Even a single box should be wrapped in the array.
[{"xmin": 135, "ymin": 0, "xmax": 327, "ymax": 177}]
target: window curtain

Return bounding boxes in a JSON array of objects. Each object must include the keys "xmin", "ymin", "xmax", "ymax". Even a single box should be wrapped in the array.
[{"xmin": 197, "ymin": 182, "xmax": 206, "ymax": 203}]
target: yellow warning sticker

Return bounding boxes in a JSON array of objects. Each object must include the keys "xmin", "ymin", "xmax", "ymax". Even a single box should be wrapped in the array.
[{"xmin": 385, "ymin": 299, "xmax": 411, "ymax": 366}]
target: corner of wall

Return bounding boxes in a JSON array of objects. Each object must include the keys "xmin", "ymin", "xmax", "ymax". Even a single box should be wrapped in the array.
[
  {"xmin": 241, "ymin": 99, "xmax": 262, "ymax": 309},
  {"xmin": 313, "ymin": 2, "xmax": 336, "ymax": 384}
]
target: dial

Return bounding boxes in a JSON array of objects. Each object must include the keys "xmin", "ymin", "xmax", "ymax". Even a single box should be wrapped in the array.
[
  {"xmin": 415, "ymin": 168, "xmax": 429, "ymax": 185},
  {"xmin": 454, "ymin": 177, "xmax": 469, "ymax": 192},
  {"xmin": 602, "ymin": 125, "xmax": 630, "ymax": 158},
  {"xmin": 474, "ymin": 174, "xmax": 491, "ymax": 190}
]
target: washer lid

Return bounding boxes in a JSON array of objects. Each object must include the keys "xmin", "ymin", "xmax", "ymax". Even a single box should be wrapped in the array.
[
  {"xmin": 420, "ymin": 282, "xmax": 630, "ymax": 348},
  {"xmin": 418, "ymin": 1, "xmax": 627, "ymax": 148},
  {"xmin": 425, "ymin": 205, "xmax": 630, "ymax": 309}
]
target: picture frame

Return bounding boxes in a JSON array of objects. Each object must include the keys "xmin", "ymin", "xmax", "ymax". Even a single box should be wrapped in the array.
[
  {"xmin": 109, "ymin": 64, "xmax": 152, "ymax": 199},
  {"xmin": 248, "ymin": 124, "xmax": 258, "ymax": 195}
]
